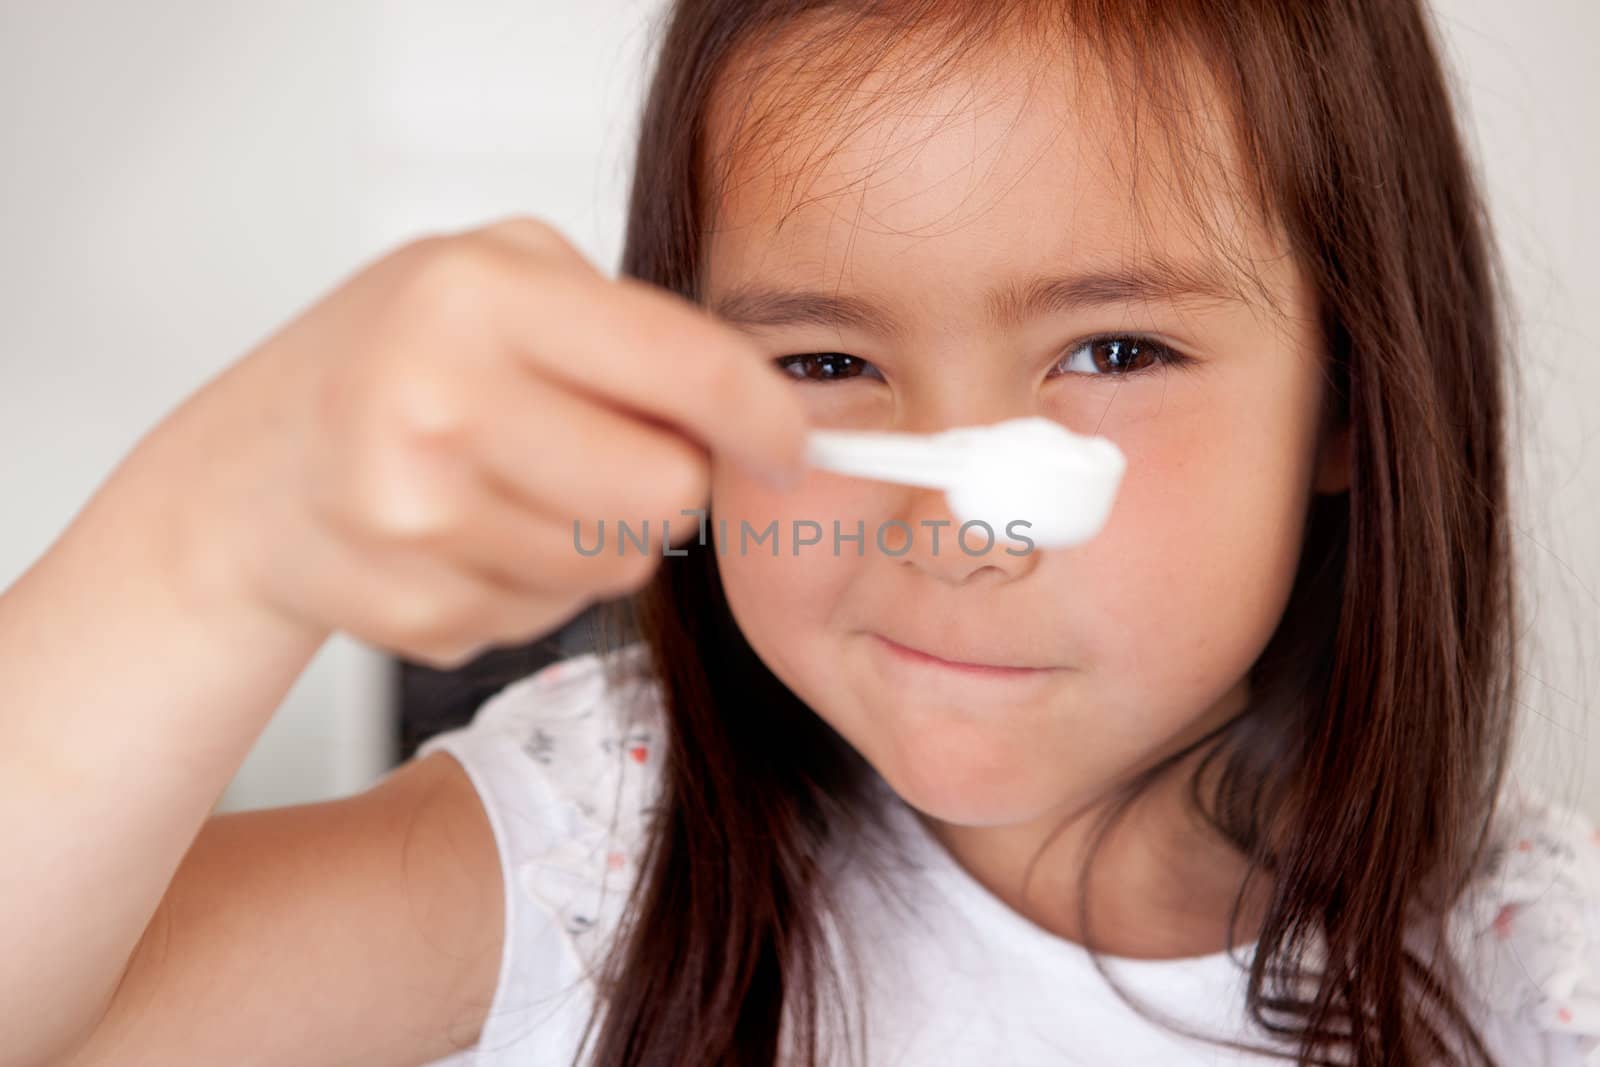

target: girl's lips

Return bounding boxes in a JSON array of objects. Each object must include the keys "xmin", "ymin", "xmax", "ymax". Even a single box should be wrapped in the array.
[{"xmin": 870, "ymin": 633, "xmax": 1056, "ymax": 677}]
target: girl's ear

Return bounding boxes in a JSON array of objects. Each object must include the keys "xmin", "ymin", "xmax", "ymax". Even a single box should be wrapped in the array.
[{"xmin": 1312, "ymin": 415, "xmax": 1351, "ymax": 495}]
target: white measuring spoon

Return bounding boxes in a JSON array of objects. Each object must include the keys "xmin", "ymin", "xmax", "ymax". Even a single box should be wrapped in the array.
[{"xmin": 804, "ymin": 416, "xmax": 1126, "ymax": 548}]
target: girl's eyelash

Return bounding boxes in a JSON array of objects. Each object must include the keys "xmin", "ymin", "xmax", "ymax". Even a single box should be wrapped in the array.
[
  {"xmin": 1049, "ymin": 333, "xmax": 1192, "ymax": 378},
  {"xmin": 773, "ymin": 352, "xmax": 884, "ymax": 383},
  {"xmin": 773, "ymin": 334, "xmax": 1191, "ymax": 383}
]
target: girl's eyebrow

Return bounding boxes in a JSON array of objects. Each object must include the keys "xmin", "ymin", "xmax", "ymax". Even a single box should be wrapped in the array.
[{"xmin": 710, "ymin": 256, "xmax": 1250, "ymax": 337}]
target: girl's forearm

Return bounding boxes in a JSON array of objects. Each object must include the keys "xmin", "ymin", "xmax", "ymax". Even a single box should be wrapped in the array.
[{"xmin": 0, "ymin": 460, "xmax": 330, "ymax": 1066}]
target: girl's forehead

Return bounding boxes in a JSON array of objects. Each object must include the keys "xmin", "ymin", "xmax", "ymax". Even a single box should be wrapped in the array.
[{"xmin": 701, "ymin": 25, "xmax": 1297, "ymax": 318}]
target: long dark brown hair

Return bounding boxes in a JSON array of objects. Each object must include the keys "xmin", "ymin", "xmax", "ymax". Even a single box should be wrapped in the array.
[{"xmin": 571, "ymin": 1, "xmax": 1522, "ymax": 1063}]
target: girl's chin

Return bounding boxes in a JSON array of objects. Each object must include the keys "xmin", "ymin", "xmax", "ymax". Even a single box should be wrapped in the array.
[{"xmin": 861, "ymin": 739, "xmax": 1089, "ymax": 829}]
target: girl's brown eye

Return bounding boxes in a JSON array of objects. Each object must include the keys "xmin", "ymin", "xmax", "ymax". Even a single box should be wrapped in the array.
[
  {"xmin": 774, "ymin": 353, "xmax": 884, "ymax": 382},
  {"xmin": 1052, "ymin": 334, "xmax": 1189, "ymax": 377}
]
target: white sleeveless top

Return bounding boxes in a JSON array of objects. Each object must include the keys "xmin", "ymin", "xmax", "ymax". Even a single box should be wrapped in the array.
[{"xmin": 415, "ymin": 645, "xmax": 1600, "ymax": 1066}]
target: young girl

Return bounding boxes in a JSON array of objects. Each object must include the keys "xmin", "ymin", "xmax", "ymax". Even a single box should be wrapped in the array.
[{"xmin": 4, "ymin": 0, "xmax": 1597, "ymax": 1065}]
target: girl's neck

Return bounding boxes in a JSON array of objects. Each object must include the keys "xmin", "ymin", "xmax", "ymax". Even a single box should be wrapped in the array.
[{"xmin": 916, "ymin": 693, "xmax": 1272, "ymax": 961}]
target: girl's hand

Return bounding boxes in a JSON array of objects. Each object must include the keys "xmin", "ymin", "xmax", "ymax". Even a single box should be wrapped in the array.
[{"xmin": 123, "ymin": 217, "xmax": 806, "ymax": 668}]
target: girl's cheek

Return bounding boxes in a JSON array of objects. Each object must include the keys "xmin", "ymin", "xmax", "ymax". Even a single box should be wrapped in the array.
[
  {"xmin": 708, "ymin": 383, "xmax": 892, "ymax": 533},
  {"xmin": 1042, "ymin": 367, "xmax": 1205, "ymax": 436},
  {"xmin": 793, "ymin": 384, "xmax": 894, "ymax": 431},
  {"xmin": 1047, "ymin": 415, "xmax": 1213, "ymax": 611},
  {"xmin": 712, "ymin": 473, "xmax": 885, "ymax": 567},
  {"xmin": 712, "ymin": 462, "xmax": 859, "ymax": 634}
]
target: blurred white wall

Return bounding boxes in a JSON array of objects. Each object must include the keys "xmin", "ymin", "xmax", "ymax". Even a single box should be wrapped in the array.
[
  {"xmin": 0, "ymin": 0, "xmax": 665, "ymax": 811},
  {"xmin": 0, "ymin": 2, "xmax": 1594, "ymax": 816},
  {"xmin": 1431, "ymin": 0, "xmax": 1600, "ymax": 819}
]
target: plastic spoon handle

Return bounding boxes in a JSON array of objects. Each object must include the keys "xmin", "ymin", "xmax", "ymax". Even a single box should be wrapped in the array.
[{"xmin": 805, "ymin": 429, "xmax": 963, "ymax": 490}]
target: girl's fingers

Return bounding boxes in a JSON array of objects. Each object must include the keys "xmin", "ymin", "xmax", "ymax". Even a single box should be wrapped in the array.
[
  {"xmin": 224, "ymin": 217, "xmax": 790, "ymax": 661},
  {"xmin": 374, "ymin": 439, "xmax": 675, "ymax": 600},
  {"xmin": 471, "ymin": 215, "xmax": 601, "ymax": 276},
  {"xmin": 474, "ymin": 253, "xmax": 809, "ymax": 488},
  {"xmin": 258, "ymin": 490, "xmax": 589, "ymax": 669},
  {"xmin": 463, "ymin": 369, "xmax": 713, "ymax": 535}
]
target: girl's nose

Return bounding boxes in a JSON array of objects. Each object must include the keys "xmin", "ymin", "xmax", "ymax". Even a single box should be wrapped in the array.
[{"xmin": 887, "ymin": 483, "xmax": 1042, "ymax": 586}]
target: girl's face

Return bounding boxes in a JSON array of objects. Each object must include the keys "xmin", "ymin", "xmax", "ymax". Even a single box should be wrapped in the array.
[{"xmin": 702, "ymin": 44, "xmax": 1344, "ymax": 831}]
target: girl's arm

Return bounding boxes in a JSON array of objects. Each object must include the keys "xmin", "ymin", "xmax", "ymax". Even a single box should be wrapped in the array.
[
  {"xmin": 0, "ymin": 216, "xmax": 805, "ymax": 1066},
  {"xmin": 72, "ymin": 750, "xmax": 502, "ymax": 1067},
  {"xmin": 0, "ymin": 462, "xmax": 499, "ymax": 1067}
]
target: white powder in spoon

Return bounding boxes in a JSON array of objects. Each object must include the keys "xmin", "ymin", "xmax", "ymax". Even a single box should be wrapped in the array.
[
  {"xmin": 805, "ymin": 416, "xmax": 1126, "ymax": 549},
  {"xmin": 935, "ymin": 417, "xmax": 1125, "ymax": 548}
]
